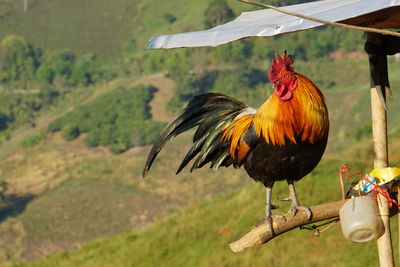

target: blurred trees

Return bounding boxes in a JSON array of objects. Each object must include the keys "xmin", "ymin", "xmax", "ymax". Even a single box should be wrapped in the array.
[
  {"xmin": 204, "ymin": 0, "xmax": 235, "ymax": 28},
  {"xmin": 0, "ymin": 35, "xmax": 109, "ymax": 89},
  {"xmin": 36, "ymin": 51, "xmax": 75, "ymax": 86},
  {"xmin": 0, "ymin": 35, "xmax": 115, "ymax": 140},
  {"xmin": 48, "ymin": 85, "xmax": 166, "ymax": 153},
  {"xmin": 0, "ymin": 112, "xmax": 11, "ymax": 131},
  {"xmin": 0, "ymin": 0, "xmax": 365, "ymax": 147},
  {"xmin": 0, "ymin": 35, "xmax": 37, "ymax": 88}
]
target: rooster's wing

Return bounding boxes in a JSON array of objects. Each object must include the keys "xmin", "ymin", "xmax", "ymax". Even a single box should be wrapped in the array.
[{"xmin": 143, "ymin": 93, "xmax": 258, "ymax": 177}]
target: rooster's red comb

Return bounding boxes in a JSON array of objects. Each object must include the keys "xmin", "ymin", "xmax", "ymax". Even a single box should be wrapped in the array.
[{"xmin": 268, "ymin": 51, "xmax": 295, "ymax": 83}]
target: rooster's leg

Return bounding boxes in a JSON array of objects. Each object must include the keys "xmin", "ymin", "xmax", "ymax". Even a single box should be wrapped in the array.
[
  {"xmin": 288, "ymin": 182, "xmax": 312, "ymax": 220},
  {"xmin": 254, "ymin": 186, "xmax": 285, "ymax": 232},
  {"xmin": 265, "ymin": 186, "xmax": 273, "ymax": 218}
]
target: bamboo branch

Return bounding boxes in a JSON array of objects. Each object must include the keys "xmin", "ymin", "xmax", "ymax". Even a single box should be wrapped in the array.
[
  {"xmin": 230, "ymin": 199, "xmax": 399, "ymax": 253},
  {"xmin": 238, "ymin": 0, "xmax": 400, "ymax": 38},
  {"xmin": 229, "ymin": 200, "xmax": 342, "ymax": 252}
]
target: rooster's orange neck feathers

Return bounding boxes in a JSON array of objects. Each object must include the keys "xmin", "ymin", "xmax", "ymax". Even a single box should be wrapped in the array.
[{"xmin": 253, "ymin": 73, "xmax": 329, "ymax": 146}]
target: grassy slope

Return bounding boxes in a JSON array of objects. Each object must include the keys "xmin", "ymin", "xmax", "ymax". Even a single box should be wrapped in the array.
[
  {"xmin": 25, "ymin": 153, "xmax": 400, "ymax": 267},
  {"xmin": 0, "ymin": 57, "xmax": 397, "ymax": 265},
  {"xmin": 9, "ymin": 58, "xmax": 400, "ymax": 266},
  {"xmin": 0, "ymin": 0, "xmax": 399, "ymax": 264},
  {"xmin": 0, "ymin": 74, "xmax": 251, "ymax": 263},
  {"xmin": 0, "ymin": 0, "xmax": 253, "ymax": 62},
  {"xmin": 0, "ymin": 0, "xmax": 137, "ymax": 61}
]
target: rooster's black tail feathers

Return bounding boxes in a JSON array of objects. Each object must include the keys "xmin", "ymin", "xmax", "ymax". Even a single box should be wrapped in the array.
[{"xmin": 143, "ymin": 93, "xmax": 248, "ymax": 177}]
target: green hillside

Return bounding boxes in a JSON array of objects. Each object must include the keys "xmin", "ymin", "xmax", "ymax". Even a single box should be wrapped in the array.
[
  {"xmin": 0, "ymin": 0, "xmax": 399, "ymax": 266},
  {"xmin": 0, "ymin": 0, "xmax": 251, "ymax": 62},
  {"xmin": 48, "ymin": 84, "xmax": 166, "ymax": 153},
  {"xmin": 24, "ymin": 151, "xmax": 400, "ymax": 267},
  {"xmin": 2, "ymin": 67, "xmax": 399, "ymax": 266},
  {"xmin": 0, "ymin": 0, "xmax": 137, "ymax": 61}
]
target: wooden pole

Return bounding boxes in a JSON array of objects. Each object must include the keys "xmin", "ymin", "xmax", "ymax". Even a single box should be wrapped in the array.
[{"xmin": 367, "ymin": 33, "xmax": 394, "ymax": 267}]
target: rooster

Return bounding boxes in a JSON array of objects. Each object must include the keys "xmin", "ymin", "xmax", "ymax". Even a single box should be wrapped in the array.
[{"xmin": 143, "ymin": 51, "xmax": 329, "ymax": 230}]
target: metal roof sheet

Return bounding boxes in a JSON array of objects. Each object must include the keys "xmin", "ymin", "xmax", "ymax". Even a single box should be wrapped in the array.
[{"xmin": 148, "ymin": 0, "xmax": 400, "ymax": 49}]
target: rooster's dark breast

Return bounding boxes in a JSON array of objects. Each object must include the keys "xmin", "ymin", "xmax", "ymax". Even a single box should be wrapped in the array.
[{"xmin": 243, "ymin": 135, "xmax": 328, "ymax": 187}]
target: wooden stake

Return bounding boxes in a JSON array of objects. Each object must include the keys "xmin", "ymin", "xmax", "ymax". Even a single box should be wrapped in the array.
[
  {"xmin": 369, "ymin": 39, "xmax": 394, "ymax": 265},
  {"xmin": 23, "ymin": 0, "xmax": 28, "ymax": 13}
]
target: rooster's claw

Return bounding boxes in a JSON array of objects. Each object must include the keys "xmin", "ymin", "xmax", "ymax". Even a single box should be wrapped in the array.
[
  {"xmin": 253, "ymin": 214, "xmax": 286, "ymax": 234},
  {"xmin": 289, "ymin": 205, "xmax": 312, "ymax": 220}
]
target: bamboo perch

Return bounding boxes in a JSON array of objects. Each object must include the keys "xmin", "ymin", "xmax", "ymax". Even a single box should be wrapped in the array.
[
  {"xmin": 230, "ymin": 201, "xmax": 342, "ymax": 252},
  {"xmin": 230, "ymin": 200, "xmax": 398, "ymax": 253}
]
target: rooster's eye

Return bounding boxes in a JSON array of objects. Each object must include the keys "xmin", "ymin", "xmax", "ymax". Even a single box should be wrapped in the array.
[{"xmin": 284, "ymin": 74, "xmax": 289, "ymax": 79}]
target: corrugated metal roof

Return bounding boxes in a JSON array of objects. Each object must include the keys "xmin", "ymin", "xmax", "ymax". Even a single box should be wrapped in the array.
[{"xmin": 148, "ymin": 0, "xmax": 400, "ymax": 49}]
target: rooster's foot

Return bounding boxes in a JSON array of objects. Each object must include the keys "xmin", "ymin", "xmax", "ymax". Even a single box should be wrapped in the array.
[
  {"xmin": 286, "ymin": 182, "xmax": 312, "ymax": 220},
  {"xmin": 253, "ymin": 214, "xmax": 286, "ymax": 234},
  {"xmin": 289, "ymin": 204, "xmax": 312, "ymax": 220}
]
